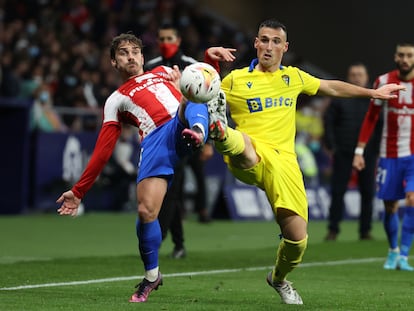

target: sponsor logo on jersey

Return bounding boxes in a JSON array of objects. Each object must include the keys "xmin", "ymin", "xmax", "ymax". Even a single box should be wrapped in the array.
[{"xmin": 247, "ymin": 97, "xmax": 294, "ymax": 112}]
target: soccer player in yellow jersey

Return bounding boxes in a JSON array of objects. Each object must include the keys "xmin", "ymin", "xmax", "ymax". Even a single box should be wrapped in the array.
[{"xmin": 204, "ymin": 19, "xmax": 404, "ymax": 305}]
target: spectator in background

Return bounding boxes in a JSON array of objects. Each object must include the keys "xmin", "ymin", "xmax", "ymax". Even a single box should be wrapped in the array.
[
  {"xmin": 30, "ymin": 82, "xmax": 66, "ymax": 132},
  {"xmin": 1, "ymin": 1, "xmax": 252, "ymax": 131},
  {"xmin": 0, "ymin": 50, "xmax": 23, "ymax": 97},
  {"xmin": 295, "ymin": 96, "xmax": 327, "ymax": 187},
  {"xmin": 145, "ymin": 23, "xmax": 213, "ymax": 259},
  {"xmin": 324, "ymin": 63, "xmax": 381, "ymax": 241},
  {"xmin": 353, "ymin": 43, "xmax": 414, "ymax": 271}
]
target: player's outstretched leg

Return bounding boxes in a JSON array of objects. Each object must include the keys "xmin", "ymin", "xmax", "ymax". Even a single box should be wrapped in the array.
[
  {"xmin": 129, "ymin": 272, "xmax": 163, "ymax": 302},
  {"xmin": 266, "ymin": 271, "xmax": 303, "ymax": 305},
  {"xmin": 207, "ymin": 90, "xmax": 228, "ymax": 141}
]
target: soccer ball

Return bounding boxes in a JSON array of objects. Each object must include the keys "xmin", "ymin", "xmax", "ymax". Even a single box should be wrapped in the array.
[{"xmin": 180, "ymin": 62, "xmax": 221, "ymax": 103}]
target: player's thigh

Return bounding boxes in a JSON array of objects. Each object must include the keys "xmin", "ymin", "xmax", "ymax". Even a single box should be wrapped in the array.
[
  {"xmin": 266, "ymin": 152, "xmax": 308, "ymax": 222},
  {"xmin": 229, "ymin": 144, "xmax": 308, "ymax": 221}
]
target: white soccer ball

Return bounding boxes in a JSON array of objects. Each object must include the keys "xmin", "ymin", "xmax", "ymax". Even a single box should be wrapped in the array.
[{"xmin": 180, "ymin": 62, "xmax": 221, "ymax": 103}]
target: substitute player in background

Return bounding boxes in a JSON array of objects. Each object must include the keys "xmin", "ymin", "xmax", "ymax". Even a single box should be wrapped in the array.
[
  {"xmin": 353, "ymin": 43, "xmax": 414, "ymax": 271},
  {"xmin": 205, "ymin": 19, "xmax": 404, "ymax": 304},
  {"xmin": 56, "ymin": 32, "xmax": 209, "ymax": 302}
]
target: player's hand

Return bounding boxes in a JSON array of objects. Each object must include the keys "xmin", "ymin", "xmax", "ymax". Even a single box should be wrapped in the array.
[
  {"xmin": 56, "ymin": 190, "xmax": 81, "ymax": 217},
  {"xmin": 373, "ymin": 83, "xmax": 406, "ymax": 99},
  {"xmin": 206, "ymin": 47, "xmax": 237, "ymax": 62},
  {"xmin": 352, "ymin": 154, "xmax": 365, "ymax": 171},
  {"xmin": 167, "ymin": 65, "xmax": 181, "ymax": 90}
]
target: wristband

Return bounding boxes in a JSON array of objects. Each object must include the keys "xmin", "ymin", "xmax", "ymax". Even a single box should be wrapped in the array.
[{"xmin": 354, "ymin": 147, "xmax": 364, "ymax": 155}]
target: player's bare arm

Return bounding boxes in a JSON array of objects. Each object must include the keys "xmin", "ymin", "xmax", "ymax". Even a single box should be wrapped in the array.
[{"xmin": 318, "ymin": 80, "xmax": 405, "ymax": 99}]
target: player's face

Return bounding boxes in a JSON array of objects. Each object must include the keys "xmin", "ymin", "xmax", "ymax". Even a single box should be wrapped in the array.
[
  {"xmin": 158, "ymin": 29, "xmax": 180, "ymax": 45},
  {"xmin": 111, "ymin": 40, "xmax": 144, "ymax": 78},
  {"xmin": 347, "ymin": 65, "xmax": 369, "ymax": 87},
  {"xmin": 254, "ymin": 27, "xmax": 288, "ymax": 72},
  {"xmin": 394, "ymin": 46, "xmax": 414, "ymax": 76}
]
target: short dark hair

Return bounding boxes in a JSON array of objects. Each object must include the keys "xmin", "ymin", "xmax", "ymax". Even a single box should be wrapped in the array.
[
  {"xmin": 158, "ymin": 23, "xmax": 180, "ymax": 37},
  {"xmin": 110, "ymin": 32, "xmax": 143, "ymax": 60},
  {"xmin": 348, "ymin": 62, "xmax": 367, "ymax": 69},
  {"xmin": 258, "ymin": 19, "xmax": 287, "ymax": 37},
  {"xmin": 397, "ymin": 43, "xmax": 414, "ymax": 49}
]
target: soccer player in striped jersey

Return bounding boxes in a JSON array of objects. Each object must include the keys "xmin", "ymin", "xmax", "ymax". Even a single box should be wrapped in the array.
[
  {"xmin": 56, "ymin": 33, "xmax": 209, "ymax": 302},
  {"xmin": 205, "ymin": 19, "xmax": 404, "ymax": 304},
  {"xmin": 145, "ymin": 23, "xmax": 213, "ymax": 260},
  {"xmin": 353, "ymin": 43, "xmax": 414, "ymax": 272}
]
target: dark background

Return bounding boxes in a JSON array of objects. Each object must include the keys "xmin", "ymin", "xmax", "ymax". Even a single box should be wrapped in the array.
[{"xmin": 200, "ymin": 0, "xmax": 412, "ymax": 80}]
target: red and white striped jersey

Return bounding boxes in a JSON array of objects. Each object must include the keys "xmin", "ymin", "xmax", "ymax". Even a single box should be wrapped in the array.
[
  {"xmin": 103, "ymin": 65, "xmax": 182, "ymax": 141},
  {"xmin": 358, "ymin": 70, "xmax": 414, "ymax": 158},
  {"xmin": 71, "ymin": 66, "xmax": 182, "ymax": 199}
]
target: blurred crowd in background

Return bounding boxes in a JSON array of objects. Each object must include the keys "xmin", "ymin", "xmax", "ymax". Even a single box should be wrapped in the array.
[
  {"xmin": 0, "ymin": 0, "xmax": 254, "ymax": 130},
  {"xmin": 0, "ymin": 0, "xmax": 338, "ymax": 189}
]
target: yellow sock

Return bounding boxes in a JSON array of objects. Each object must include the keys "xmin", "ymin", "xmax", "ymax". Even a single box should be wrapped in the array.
[
  {"xmin": 273, "ymin": 236, "xmax": 308, "ymax": 282},
  {"xmin": 213, "ymin": 128, "xmax": 245, "ymax": 156}
]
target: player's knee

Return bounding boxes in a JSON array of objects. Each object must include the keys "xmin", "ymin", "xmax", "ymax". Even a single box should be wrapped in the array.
[
  {"xmin": 137, "ymin": 203, "xmax": 157, "ymax": 222},
  {"xmin": 384, "ymin": 200, "xmax": 399, "ymax": 213},
  {"xmin": 277, "ymin": 208, "xmax": 308, "ymax": 241}
]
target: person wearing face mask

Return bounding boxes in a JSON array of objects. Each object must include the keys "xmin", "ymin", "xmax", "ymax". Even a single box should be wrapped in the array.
[
  {"xmin": 145, "ymin": 24, "xmax": 214, "ymax": 259},
  {"xmin": 30, "ymin": 83, "xmax": 66, "ymax": 132},
  {"xmin": 145, "ymin": 23, "xmax": 197, "ymax": 71}
]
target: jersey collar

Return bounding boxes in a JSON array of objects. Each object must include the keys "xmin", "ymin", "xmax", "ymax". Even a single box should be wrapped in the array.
[{"xmin": 248, "ymin": 58, "xmax": 284, "ymax": 72}]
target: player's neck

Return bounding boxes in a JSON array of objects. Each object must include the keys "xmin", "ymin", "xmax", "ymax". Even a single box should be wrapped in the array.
[
  {"xmin": 399, "ymin": 70, "xmax": 414, "ymax": 81},
  {"xmin": 256, "ymin": 63, "xmax": 281, "ymax": 73}
]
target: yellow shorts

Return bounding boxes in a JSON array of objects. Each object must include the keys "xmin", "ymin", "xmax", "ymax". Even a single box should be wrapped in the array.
[{"xmin": 226, "ymin": 141, "xmax": 308, "ymax": 222}]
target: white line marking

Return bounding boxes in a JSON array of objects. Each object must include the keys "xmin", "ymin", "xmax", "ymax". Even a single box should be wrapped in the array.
[
  {"xmin": 0, "ymin": 256, "xmax": 52, "ymax": 264},
  {"xmin": 0, "ymin": 257, "xmax": 384, "ymax": 291}
]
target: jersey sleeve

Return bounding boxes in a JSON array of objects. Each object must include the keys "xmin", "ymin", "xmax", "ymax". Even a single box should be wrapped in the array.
[
  {"xmin": 71, "ymin": 122, "xmax": 122, "ymax": 199},
  {"xmin": 221, "ymin": 71, "xmax": 233, "ymax": 94},
  {"xmin": 357, "ymin": 77, "xmax": 384, "ymax": 145},
  {"xmin": 357, "ymin": 101, "xmax": 382, "ymax": 145},
  {"xmin": 296, "ymin": 68, "xmax": 320, "ymax": 95},
  {"xmin": 204, "ymin": 50, "xmax": 220, "ymax": 73}
]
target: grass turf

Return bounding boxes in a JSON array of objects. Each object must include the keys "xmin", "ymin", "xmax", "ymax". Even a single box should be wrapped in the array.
[{"xmin": 1, "ymin": 212, "xmax": 413, "ymax": 310}]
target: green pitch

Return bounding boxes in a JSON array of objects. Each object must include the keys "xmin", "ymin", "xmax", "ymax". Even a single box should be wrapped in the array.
[{"xmin": 1, "ymin": 212, "xmax": 413, "ymax": 310}]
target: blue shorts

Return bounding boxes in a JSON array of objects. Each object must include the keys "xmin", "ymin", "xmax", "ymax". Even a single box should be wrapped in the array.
[
  {"xmin": 376, "ymin": 155, "xmax": 414, "ymax": 200},
  {"xmin": 136, "ymin": 114, "xmax": 190, "ymax": 184}
]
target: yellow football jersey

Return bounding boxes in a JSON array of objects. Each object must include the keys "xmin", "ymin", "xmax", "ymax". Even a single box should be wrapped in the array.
[{"xmin": 221, "ymin": 60, "xmax": 320, "ymax": 154}]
